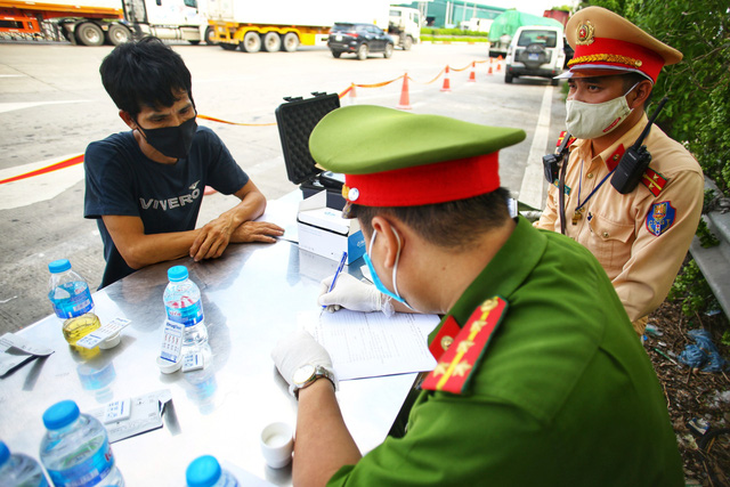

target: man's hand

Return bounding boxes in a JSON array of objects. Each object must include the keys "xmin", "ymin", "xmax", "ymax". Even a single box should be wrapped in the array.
[
  {"xmin": 318, "ymin": 273, "xmax": 383, "ymax": 313},
  {"xmin": 231, "ymin": 220, "xmax": 284, "ymax": 244},
  {"xmin": 189, "ymin": 214, "xmax": 237, "ymax": 262},
  {"xmin": 271, "ymin": 330, "xmax": 333, "ymax": 387}
]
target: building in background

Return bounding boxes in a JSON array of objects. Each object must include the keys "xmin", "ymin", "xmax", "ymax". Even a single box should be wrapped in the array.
[{"xmin": 394, "ymin": 1, "xmax": 505, "ymax": 28}]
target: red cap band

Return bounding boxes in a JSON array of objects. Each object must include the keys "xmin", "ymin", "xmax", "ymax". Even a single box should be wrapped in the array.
[
  {"xmin": 344, "ymin": 153, "xmax": 500, "ymax": 207},
  {"xmin": 570, "ymin": 37, "xmax": 666, "ymax": 82}
]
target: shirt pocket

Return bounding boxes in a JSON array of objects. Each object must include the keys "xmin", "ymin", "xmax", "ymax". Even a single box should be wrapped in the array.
[{"xmin": 587, "ymin": 212, "xmax": 635, "ymax": 278}]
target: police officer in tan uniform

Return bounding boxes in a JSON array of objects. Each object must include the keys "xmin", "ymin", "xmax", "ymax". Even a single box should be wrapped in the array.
[{"xmin": 535, "ymin": 7, "xmax": 704, "ymax": 333}]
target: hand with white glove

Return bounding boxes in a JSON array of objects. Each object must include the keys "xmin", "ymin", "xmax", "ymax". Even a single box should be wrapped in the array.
[
  {"xmin": 271, "ymin": 330, "xmax": 336, "ymax": 396},
  {"xmin": 318, "ymin": 273, "xmax": 385, "ymax": 313}
]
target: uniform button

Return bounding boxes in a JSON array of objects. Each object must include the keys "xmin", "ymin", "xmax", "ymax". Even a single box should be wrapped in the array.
[
  {"xmin": 587, "ymin": 173, "xmax": 594, "ymax": 179},
  {"xmin": 602, "ymin": 232, "xmax": 609, "ymax": 238},
  {"xmin": 348, "ymin": 187, "xmax": 360, "ymax": 201}
]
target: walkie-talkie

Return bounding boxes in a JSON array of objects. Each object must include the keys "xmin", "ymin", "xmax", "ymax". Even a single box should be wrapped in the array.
[
  {"xmin": 610, "ymin": 97, "xmax": 668, "ymax": 194},
  {"xmin": 543, "ymin": 132, "xmax": 572, "ymax": 184}
]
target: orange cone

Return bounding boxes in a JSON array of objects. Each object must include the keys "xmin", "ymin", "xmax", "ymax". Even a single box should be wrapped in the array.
[
  {"xmin": 468, "ymin": 61, "xmax": 476, "ymax": 82},
  {"xmin": 496, "ymin": 55, "xmax": 503, "ymax": 71},
  {"xmin": 349, "ymin": 83, "xmax": 357, "ymax": 105},
  {"xmin": 440, "ymin": 66, "xmax": 452, "ymax": 92},
  {"xmin": 487, "ymin": 65, "xmax": 493, "ymax": 75},
  {"xmin": 396, "ymin": 74, "xmax": 411, "ymax": 110}
]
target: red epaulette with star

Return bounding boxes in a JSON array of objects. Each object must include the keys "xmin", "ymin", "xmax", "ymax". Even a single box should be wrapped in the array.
[
  {"xmin": 640, "ymin": 167, "xmax": 667, "ymax": 197},
  {"xmin": 556, "ymin": 131, "xmax": 576, "ymax": 149},
  {"xmin": 422, "ymin": 297, "xmax": 508, "ymax": 395}
]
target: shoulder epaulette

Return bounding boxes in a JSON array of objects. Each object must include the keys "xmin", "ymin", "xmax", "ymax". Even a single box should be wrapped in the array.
[
  {"xmin": 422, "ymin": 296, "xmax": 508, "ymax": 395},
  {"xmin": 556, "ymin": 131, "xmax": 576, "ymax": 150},
  {"xmin": 641, "ymin": 167, "xmax": 667, "ymax": 196}
]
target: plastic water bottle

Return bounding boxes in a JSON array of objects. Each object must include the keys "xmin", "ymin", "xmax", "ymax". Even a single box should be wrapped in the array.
[
  {"xmin": 186, "ymin": 455, "xmax": 239, "ymax": 487},
  {"xmin": 164, "ymin": 266, "xmax": 208, "ymax": 353},
  {"xmin": 48, "ymin": 259, "xmax": 101, "ymax": 356},
  {"xmin": 39, "ymin": 400, "xmax": 124, "ymax": 487},
  {"xmin": 0, "ymin": 441, "xmax": 49, "ymax": 487}
]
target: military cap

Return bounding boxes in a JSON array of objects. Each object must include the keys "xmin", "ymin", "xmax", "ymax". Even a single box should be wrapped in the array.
[
  {"xmin": 308, "ymin": 105, "xmax": 525, "ymax": 211},
  {"xmin": 557, "ymin": 6, "xmax": 682, "ymax": 83}
]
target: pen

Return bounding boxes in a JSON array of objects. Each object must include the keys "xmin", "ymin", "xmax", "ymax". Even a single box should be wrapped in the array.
[{"xmin": 323, "ymin": 251, "xmax": 348, "ymax": 309}]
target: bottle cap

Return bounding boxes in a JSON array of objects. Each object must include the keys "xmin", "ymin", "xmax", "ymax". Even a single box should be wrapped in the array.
[
  {"xmin": 43, "ymin": 400, "xmax": 80, "ymax": 430},
  {"xmin": 156, "ymin": 356, "xmax": 182, "ymax": 374},
  {"xmin": 186, "ymin": 455, "xmax": 222, "ymax": 487},
  {"xmin": 168, "ymin": 265, "xmax": 189, "ymax": 283},
  {"xmin": 0, "ymin": 441, "xmax": 9, "ymax": 467},
  {"xmin": 99, "ymin": 332, "xmax": 121, "ymax": 350},
  {"xmin": 48, "ymin": 259, "xmax": 71, "ymax": 274}
]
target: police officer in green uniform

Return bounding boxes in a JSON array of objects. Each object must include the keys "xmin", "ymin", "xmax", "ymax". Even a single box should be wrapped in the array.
[{"xmin": 271, "ymin": 105, "xmax": 684, "ymax": 486}]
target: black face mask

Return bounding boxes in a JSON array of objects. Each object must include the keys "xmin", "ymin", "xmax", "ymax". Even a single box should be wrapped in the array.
[{"xmin": 137, "ymin": 116, "xmax": 197, "ymax": 160}]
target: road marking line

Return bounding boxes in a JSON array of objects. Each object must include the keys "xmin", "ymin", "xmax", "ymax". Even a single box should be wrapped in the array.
[
  {"xmin": 0, "ymin": 154, "xmax": 85, "ymax": 210},
  {"xmin": 0, "ymin": 100, "xmax": 91, "ymax": 114},
  {"xmin": 519, "ymin": 85, "xmax": 553, "ymax": 210}
]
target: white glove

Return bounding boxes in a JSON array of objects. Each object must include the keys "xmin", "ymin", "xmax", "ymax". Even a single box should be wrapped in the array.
[
  {"xmin": 271, "ymin": 330, "xmax": 333, "ymax": 387},
  {"xmin": 318, "ymin": 273, "xmax": 383, "ymax": 313}
]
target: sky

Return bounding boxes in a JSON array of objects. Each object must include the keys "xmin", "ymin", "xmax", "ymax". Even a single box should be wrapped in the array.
[{"xmin": 484, "ymin": 0, "xmax": 579, "ymax": 17}]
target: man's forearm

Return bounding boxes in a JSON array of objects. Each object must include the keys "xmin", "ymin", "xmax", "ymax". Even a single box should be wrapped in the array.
[
  {"xmin": 294, "ymin": 380, "xmax": 361, "ymax": 487},
  {"xmin": 223, "ymin": 188, "xmax": 267, "ymax": 229},
  {"xmin": 120, "ymin": 229, "xmax": 200, "ymax": 269}
]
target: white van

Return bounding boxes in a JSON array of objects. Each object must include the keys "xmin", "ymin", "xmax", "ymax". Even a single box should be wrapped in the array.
[{"xmin": 504, "ymin": 25, "xmax": 565, "ymax": 85}]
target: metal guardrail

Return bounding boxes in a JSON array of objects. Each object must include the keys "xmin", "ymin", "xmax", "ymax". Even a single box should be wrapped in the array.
[{"xmin": 689, "ymin": 177, "xmax": 730, "ymax": 319}]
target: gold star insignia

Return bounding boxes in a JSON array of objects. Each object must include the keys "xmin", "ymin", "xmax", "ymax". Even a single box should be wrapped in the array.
[
  {"xmin": 470, "ymin": 320, "xmax": 486, "ymax": 333},
  {"xmin": 432, "ymin": 361, "xmax": 449, "ymax": 377},
  {"xmin": 452, "ymin": 360, "xmax": 472, "ymax": 377},
  {"xmin": 441, "ymin": 336, "xmax": 453, "ymax": 351},
  {"xmin": 480, "ymin": 299, "xmax": 498, "ymax": 313},
  {"xmin": 457, "ymin": 340, "xmax": 474, "ymax": 354}
]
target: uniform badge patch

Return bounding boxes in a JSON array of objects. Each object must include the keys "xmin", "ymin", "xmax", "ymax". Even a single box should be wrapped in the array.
[
  {"xmin": 422, "ymin": 296, "xmax": 508, "ymax": 395},
  {"xmin": 646, "ymin": 201, "xmax": 676, "ymax": 236}
]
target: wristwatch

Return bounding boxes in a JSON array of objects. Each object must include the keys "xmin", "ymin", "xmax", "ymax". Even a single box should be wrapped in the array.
[{"xmin": 290, "ymin": 364, "xmax": 337, "ymax": 399}]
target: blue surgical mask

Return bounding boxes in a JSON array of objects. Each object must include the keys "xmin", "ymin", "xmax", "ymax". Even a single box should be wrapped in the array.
[{"xmin": 363, "ymin": 229, "xmax": 413, "ymax": 310}]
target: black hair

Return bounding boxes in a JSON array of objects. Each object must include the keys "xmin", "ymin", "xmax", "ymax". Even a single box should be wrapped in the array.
[
  {"xmin": 352, "ymin": 187, "xmax": 512, "ymax": 249},
  {"xmin": 622, "ymin": 72, "xmax": 653, "ymax": 104},
  {"xmin": 99, "ymin": 36, "xmax": 193, "ymax": 119}
]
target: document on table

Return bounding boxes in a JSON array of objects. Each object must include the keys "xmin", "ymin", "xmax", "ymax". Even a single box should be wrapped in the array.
[
  {"xmin": 256, "ymin": 198, "xmax": 299, "ymax": 243},
  {"xmin": 298, "ymin": 310, "xmax": 439, "ymax": 380}
]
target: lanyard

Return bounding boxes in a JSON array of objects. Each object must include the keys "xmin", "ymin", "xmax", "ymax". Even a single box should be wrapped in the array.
[{"xmin": 575, "ymin": 158, "xmax": 616, "ymax": 214}]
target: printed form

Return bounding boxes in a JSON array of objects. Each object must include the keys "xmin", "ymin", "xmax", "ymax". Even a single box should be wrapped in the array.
[{"xmin": 298, "ymin": 310, "xmax": 439, "ymax": 380}]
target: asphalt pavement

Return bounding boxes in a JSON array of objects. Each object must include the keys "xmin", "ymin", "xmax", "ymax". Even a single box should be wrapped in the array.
[{"xmin": 0, "ymin": 39, "xmax": 567, "ymax": 335}]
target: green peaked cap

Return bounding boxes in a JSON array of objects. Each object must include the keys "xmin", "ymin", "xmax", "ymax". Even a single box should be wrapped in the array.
[{"xmin": 309, "ymin": 105, "xmax": 526, "ymax": 175}]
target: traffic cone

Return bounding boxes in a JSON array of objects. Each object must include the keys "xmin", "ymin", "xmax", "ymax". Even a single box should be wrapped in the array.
[
  {"xmin": 349, "ymin": 83, "xmax": 357, "ymax": 105},
  {"xmin": 468, "ymin": 61, "xmax": 476, "ymax": 82},
  {"xmin": 496, "ymin": 55, "xmax": 503, "ymax": 71},
  {"xmin": 396, "ymin": 74, "xmax": 411, "ymax": 110},
  {"xmin": 487, "ymin": 65, "xmax": 493, "ymax": 75},
  {"xmin": 440, "ymin": 66, "xmax": 452, "ymax": 92}
]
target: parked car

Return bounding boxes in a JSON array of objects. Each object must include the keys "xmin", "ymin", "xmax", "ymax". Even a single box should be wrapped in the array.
[
  {"xmin": 504, "ymin": 25, "xmax": 566, "ymax": 85},
  {"xmin": 327, "ymin": 22, "xmax": 394, "ymax": 60}
]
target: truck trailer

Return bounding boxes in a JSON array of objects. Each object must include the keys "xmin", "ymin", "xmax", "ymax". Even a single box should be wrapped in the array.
[
  {"xmin": 208, "ymin": 0, "xmax": 393, "ymax": 52},
  {"xmin": 0, "ymin": 0, "xmax": 210, "ymax": 46}
]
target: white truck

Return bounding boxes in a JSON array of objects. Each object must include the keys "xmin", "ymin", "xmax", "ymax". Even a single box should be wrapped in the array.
[
  {"xmin": 207, "ymin": 0, "xmax": 393, "ymax": 52},
  {"xmin": 387, "ymin": 5, "xmax": 421, "ymax": 50},
  {"xmin": 0, "ymin": 0, "xmax": 211, "ymax": 46}
]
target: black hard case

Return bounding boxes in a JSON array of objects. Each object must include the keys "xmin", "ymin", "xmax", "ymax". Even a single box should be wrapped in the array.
[{"xmin": 275, "ymin": 93, "xmax": 346, "ymax": 209}]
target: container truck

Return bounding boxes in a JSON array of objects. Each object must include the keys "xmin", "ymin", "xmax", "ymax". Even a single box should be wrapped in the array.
[
  {"xmin": 0, "ymin": 0, "xmax": 211, "ymax": 46},
  {"xmin": 387, "ymin": 5, "xmax": 421, "ymax": 50},
  {"xmin": 487, "ymin": 9, "xmax": 562, "ymax": 58},
  {"xmin": 207, "ymin": 0, "xmax": 392, "ymax": 52}
]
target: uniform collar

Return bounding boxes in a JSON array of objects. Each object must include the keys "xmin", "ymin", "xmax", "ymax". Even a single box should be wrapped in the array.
[
  {"xmin": 571, "ymin": 113, "xmax": 649, "ymax": 171},
  {"xmin": 435, "ymin": 217, "xmax": 547, "ymax": 331}
]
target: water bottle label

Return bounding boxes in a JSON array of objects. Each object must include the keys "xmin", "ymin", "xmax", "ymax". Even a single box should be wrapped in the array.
[
  {"xmin": 165, "ymin": 299, "xmax": 203, "ymax": 327},
  {"xmin": 46, "ymin": 439, "xmax": 114, "ymax": 487},
  {"xmin": 50, "ymin": 282, "xmax": 94, "ymax": 319}
]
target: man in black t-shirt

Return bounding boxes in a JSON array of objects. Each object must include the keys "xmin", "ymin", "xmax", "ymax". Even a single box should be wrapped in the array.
[{"xmin": 84, "ymin": 37, "xmax": 283, "ymax": 287}]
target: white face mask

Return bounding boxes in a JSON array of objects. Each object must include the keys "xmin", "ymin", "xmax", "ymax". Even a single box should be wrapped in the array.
[{"xmin": 565, "ymin": 82, "xmax": 640, "ymax": 139}]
